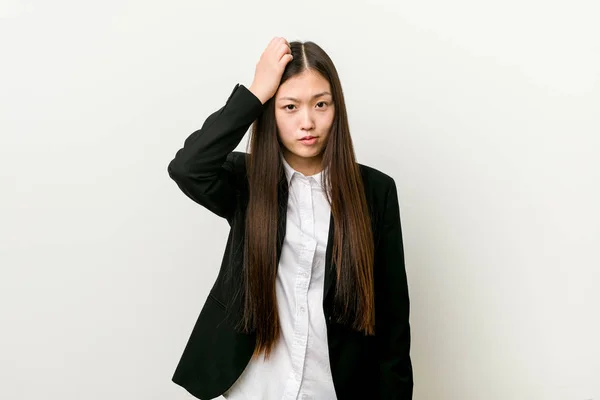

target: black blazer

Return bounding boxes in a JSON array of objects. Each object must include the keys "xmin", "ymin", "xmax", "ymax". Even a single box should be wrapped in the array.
[{"xmin": 167, "ymin": 83, "xmax": 413, "ymax": 399}]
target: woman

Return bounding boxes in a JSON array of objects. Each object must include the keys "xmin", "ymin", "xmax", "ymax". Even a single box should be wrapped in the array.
[{"xmin": 167, "ymin": 37, "xmax": 413, "ymax": 400}]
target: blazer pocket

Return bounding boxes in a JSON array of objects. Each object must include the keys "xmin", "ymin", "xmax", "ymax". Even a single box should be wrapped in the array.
[{"xmin": 208, "ymin": 292, "xmax": 227, "ymax": 311}]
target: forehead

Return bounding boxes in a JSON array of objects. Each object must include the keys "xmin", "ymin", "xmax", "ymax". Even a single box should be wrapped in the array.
[{"xmin": 276, "ymin": 70, "xmax": 331, "ymax": 101}]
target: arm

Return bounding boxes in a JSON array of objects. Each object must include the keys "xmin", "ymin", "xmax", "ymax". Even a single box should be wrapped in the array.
[
  {"xmin": 167, "ymin": 84, "xmax": 264, "ymax": 222},
  {"xmin": 376, "ymin": 178, "xmax": 414, "ymax": 399}
]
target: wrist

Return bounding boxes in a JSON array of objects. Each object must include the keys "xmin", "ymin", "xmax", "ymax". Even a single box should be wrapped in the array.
[{"xmin": 248, "ymin": 85, "xmax": 268, "ymax": 105}]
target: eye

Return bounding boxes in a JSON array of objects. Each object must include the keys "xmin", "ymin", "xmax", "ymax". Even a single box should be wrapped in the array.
[
  {"xmin": 316, "ymin": 101, "xmax": 328, "ymax": 108},
  {"xmin": 284, "ymin": 104, "xmax": 296, "ymax": 110}
]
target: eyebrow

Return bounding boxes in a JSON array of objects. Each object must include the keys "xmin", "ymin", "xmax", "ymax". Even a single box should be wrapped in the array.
[{"xmin": 278, "ymin": 91, "xmax": 332, "ymax": 102}]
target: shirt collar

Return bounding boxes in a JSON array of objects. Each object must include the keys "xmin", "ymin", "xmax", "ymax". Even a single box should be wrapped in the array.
[{"xmin": 280, "ymin": 153, "xmax": 326, "ymax": 187}]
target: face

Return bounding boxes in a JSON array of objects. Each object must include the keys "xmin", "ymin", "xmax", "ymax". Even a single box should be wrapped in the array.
[{"xmin": 274, "ymin": 69, "xmax": 335, "ymax": 175}]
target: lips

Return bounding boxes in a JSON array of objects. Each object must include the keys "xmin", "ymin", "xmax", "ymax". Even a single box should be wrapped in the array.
[{"xmin": 300, "ymin": 136, "xmax": 316, "ymax": 140}]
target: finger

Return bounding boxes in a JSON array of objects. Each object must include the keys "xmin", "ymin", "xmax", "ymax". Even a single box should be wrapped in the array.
[
  {"xmin": 267, "ymin": 37, "xmax": 280, "ymax": 51},
  {"xmin": 273, "ymin": 48, "xmax": 290, "ymax": 63},
  {"xmin": 272, "ymin": 37, "xmax": 284, "ymax": 48},
  {"xmin": 276, "ymin": 42, "xmax": 291, "ymax": 57},
  {"xmin": 278, "ymin": 53, "xmax": 293, "ymax": 68},
  {"xmin": 278, "ymin": 37, "xmax": 292, "ymax": 52},
  {"xmin": 267, "ymin": 38, "xmax": 284, "ymax": 55}
]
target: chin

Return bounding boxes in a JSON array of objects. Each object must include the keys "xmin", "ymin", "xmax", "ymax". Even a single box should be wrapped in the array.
[{"xmin": 296, "ymin": 147, "xmax": 322, "ymax": 157}]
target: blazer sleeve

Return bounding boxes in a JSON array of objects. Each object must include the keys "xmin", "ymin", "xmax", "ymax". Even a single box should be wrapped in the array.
[
  {"xmin": 167, "ymin": 83, "xmax": 264, "ymax": 223},
  {"xmin": 376, "ymin": 178, "xmax": 414, "ymax": 399}
]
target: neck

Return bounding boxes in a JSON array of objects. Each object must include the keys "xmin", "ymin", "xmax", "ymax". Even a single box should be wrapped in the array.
[{"xmin": 282, "ymin": 149, "xmax": 323, "ymax": 177}]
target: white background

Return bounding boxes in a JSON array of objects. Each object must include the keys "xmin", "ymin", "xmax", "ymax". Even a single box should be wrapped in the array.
[{"xmin": 1, "ymin": 1, "xmax": 599, "ymax": 399}]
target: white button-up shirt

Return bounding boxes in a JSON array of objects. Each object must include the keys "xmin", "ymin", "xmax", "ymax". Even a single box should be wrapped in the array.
[{"xmin": 222, "ymin": 154, "xmax": 337, "ymax": 400}]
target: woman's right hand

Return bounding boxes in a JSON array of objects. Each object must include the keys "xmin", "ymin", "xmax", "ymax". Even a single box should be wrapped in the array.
[{"xmin": 248, "ymin": 37, "xmax": 293, "ymax": 105}]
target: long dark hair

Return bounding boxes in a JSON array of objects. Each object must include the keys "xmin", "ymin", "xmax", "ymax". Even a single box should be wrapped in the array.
[{"xmin": 239, "ymin": 41, "xmax": 375, "ymax": 360}]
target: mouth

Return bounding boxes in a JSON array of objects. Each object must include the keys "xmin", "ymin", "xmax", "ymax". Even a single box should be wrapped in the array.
[{"xmin": 298, "ymin": 136, "xmax": 318, "ymax": 146}]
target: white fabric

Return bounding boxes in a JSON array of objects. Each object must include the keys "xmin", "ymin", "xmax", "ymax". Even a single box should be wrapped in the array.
[{"xmin": 222, "ymin": 154, "xmax": 337, "ymax": 400}]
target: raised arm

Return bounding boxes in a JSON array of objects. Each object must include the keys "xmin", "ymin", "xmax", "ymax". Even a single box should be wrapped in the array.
[
  {"xmin": 167, "ymin": 37, "xmax": 293, "ymax": 224},
  {"xmin": 167, "ymin": 84, "xmax": 264, "ymax": 222}
]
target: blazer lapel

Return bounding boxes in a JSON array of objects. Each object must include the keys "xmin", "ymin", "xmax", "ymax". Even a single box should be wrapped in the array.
[
  {"xmin": 276, "ymin": 174, "xmax": 288, "ymax": 267},
  {"xmin": 323, "ymin": 212, "xmax": 336, "ymax": 302}
]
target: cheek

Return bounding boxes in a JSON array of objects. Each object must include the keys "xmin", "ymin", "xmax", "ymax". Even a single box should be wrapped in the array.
[
  {"xmin": 318, "ymin": 112, "xmax": 335, "ymax": 132},
  {"xmin": 278, "ymin": 131, "xmax": 294, "ymax": 145},
  {"xmin": 276, "ymin": 118, "xmax": 295, "ymax": 140}
]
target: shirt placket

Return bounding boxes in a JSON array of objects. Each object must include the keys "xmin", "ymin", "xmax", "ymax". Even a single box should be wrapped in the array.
[{"xmin": 283, "ymin": 176, "xmax": 317, "ymax": 400}]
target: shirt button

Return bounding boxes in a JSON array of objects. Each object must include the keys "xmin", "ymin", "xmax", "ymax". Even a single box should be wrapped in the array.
[{"xmin": 300, "ymin": 306, "xmax": 305, "ymax": 313}]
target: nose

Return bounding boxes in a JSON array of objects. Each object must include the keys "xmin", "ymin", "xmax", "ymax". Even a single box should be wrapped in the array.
[{"xmin": 299, "ymin": 109, "xmax": 315, "ymax": 131}]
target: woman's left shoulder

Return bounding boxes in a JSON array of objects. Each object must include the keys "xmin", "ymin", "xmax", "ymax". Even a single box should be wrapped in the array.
[{"xmin": 357, "ymin": 163, "xmax": 396, "ymax": 192}]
